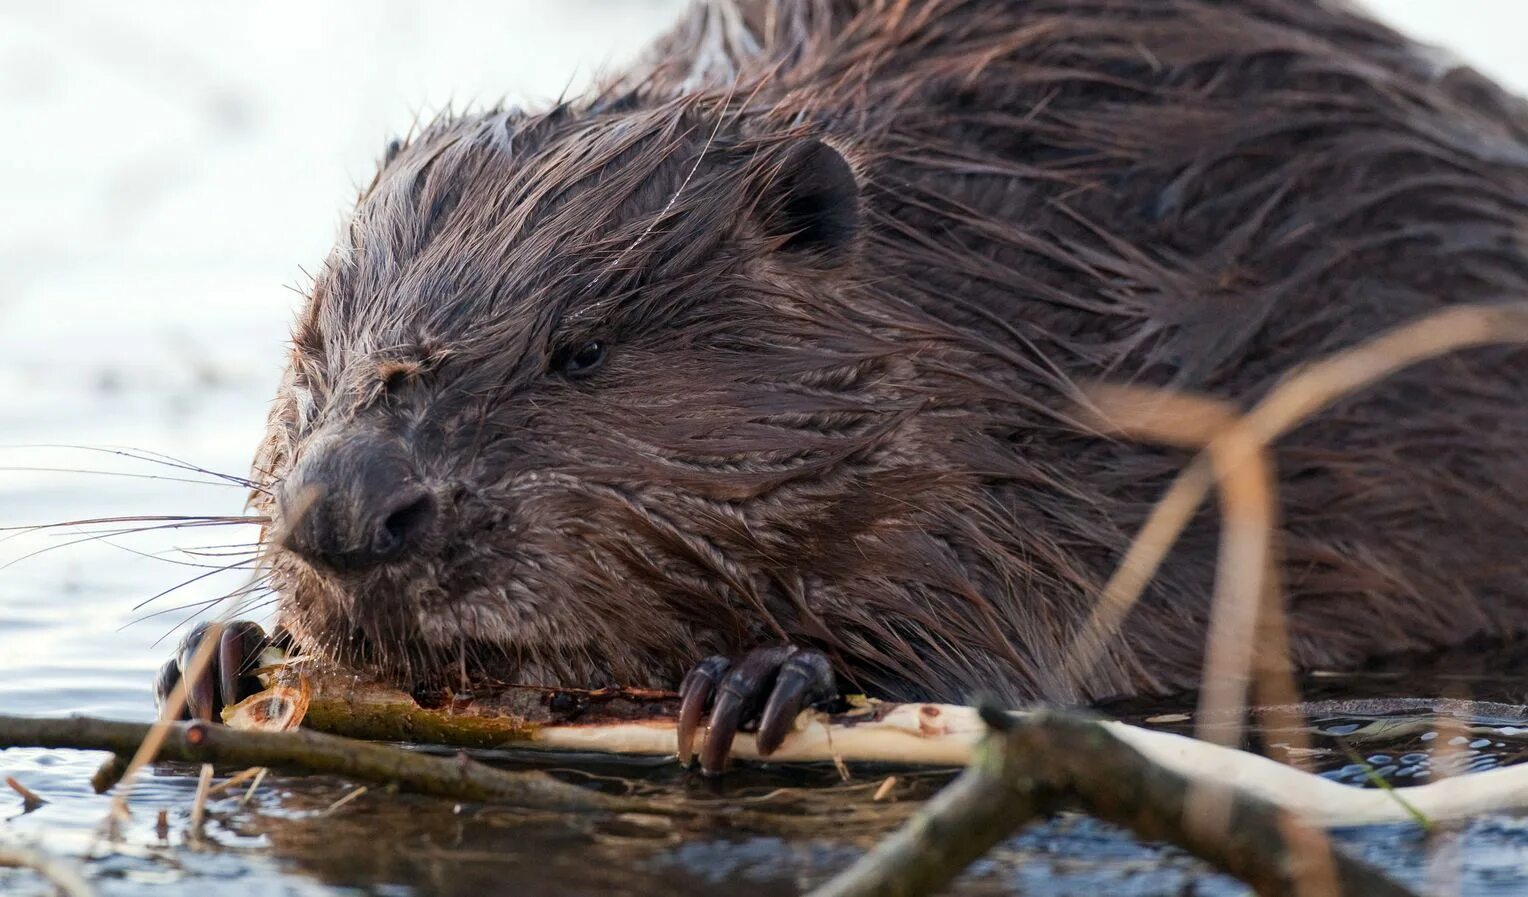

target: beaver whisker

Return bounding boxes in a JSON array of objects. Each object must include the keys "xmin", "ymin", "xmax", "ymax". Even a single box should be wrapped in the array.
[
  {"xmin": 133, "ymin": 574, "xmax": 273, "ymax": 639},
  {"xmin": 131, "ymin": 596, "xmax": 237, "ymax": 632},
  {"xmin": 0, "ymin": 517, "xmax": 267, "ymax": 572},
  {"xmin": 0, "ymin": 466, "xmax": 260, "ymax": 489},
  {"xmin": 86, "ymin": 536, "xmax": 263, "ymax": 572},
  {"xmin": 166, "ymin": 541, "xmax": 268, "ymax": 559},
  {"xmin": 129, "ymin": 557, "xmax": 269, "ymax": 613},
  {"xmin": 227, "ymin": 594, "xmax": 281, "ymax": 623},
  {"xmin": 0, "ymin": 443, "xmax": 273, "ymax": 493},
  {"xmin": 0, "ymin": 514, "xmax": 268, "ymax": 536}
]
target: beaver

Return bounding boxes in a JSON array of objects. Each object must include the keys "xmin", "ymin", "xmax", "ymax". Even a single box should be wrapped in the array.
[{"xmin": 156, "ymin": 0, "xmax": 1528, "ymax": 772}]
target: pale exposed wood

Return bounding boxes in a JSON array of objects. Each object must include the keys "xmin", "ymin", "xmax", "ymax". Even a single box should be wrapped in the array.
[{"xmin": 280, "ymin": 670, "xmax": 1528, "ymax": 828}]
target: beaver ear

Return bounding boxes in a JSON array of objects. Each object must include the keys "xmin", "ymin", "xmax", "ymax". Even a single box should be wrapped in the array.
[{"xmin": 759, "ymin": 138, "xmax": 860, "ymax": 257}]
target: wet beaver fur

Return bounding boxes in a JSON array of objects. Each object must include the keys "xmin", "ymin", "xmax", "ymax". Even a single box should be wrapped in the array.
[{"xmin": 161, "ymin": 0, "xmax": 1528, "ymax": 754}]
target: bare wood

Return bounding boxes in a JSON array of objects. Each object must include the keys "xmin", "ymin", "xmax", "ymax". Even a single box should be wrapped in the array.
[
  {"xmin": 281, "ymin": 672, "xmax": 1528, "ymax": 827},
  {"xmin": 807, "ymin": 710, "xmax": 1420, "ymax": 897}
]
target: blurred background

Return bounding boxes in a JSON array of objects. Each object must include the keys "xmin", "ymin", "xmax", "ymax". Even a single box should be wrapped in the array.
[
  {"xmin": 0, "ymin": 2, "xmax": 1526, "ymax": 894},
  {"xmin": 0, "ymin": 0, "xmax": 689, "ymax": 722},
  {"xmin": 0, "ymin": 0, "xmax": 1524, "ymax": 717}
]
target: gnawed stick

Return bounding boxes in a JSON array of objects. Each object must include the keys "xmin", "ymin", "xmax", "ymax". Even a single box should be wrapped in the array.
[
  {"xmin": 0, "ymin": 843, "xmax": 95, "ymax": 897},
  {"xmin": 0, "ymin": 713, "xmax": 631, "ymax": 812},
  {"xmin": 806, "ymin": 710, "xmax": 1420, "ymax": 897},
  {"xmin": 281, "ymin": 669, "xmax": 1528, "ymax": 827},
  {"xmin": 6, "ymin": 682, "xmax": 1525, "ymax": 828}
]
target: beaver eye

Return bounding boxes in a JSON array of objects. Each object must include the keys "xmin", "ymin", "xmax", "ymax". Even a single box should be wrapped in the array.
[{"xmin": 557, "ymin": 339, "xmax": 608, "ymax": 379}]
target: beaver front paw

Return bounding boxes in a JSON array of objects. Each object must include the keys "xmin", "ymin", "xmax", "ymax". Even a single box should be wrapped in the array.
[
  {"xmin": 676, "ymin": 645, "xmax": 836, "ymax": 775},
  {"xmin": 152, "ymin": 621, "xmax": 285, "ymax": 721}
]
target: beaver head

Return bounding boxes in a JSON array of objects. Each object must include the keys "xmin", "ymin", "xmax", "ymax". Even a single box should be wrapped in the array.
[{"xmin": 252, "ymin": 101, "xmax": 941, "ymax": 691}]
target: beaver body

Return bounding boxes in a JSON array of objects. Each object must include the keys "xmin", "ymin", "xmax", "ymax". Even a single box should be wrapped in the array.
[{"xmin": 165, "ymin": 0, "xmax": 1528, "ymax": 723}]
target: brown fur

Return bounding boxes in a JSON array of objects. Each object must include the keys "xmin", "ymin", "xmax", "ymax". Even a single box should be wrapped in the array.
[{"xmin": 253, "ymin": 0, "xmax": 1528, "ymax": 704}]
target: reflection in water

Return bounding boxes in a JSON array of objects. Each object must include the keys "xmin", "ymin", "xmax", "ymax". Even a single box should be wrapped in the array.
[{"xmin": 161, "ymin": 762, "xmax": 1260, "ymax": 897}]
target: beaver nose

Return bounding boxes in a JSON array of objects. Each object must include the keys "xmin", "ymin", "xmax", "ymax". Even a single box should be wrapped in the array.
[{"xmin": 277, "ymin": 436, "xmax": 437, "ymax": 572}]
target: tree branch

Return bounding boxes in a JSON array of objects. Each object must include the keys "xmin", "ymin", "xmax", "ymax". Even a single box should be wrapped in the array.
[
  {"xmin": 809, "ymin": 709, "xmax": 1422, "ymax": 897},
  {"xmin": 0, "ymin": 713, "xmax": 633, "ymax": 812}
]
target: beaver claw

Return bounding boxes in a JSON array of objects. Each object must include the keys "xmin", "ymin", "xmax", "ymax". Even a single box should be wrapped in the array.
[
  {"xmin": 153, "ymin": 621, "xmax": 284, "ymax": 721},
  {"xmin": 676, "ymin": 645, "xmax": 836, "ymax": 775}
]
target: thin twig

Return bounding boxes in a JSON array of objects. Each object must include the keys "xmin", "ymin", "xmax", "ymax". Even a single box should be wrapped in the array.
[
  {"xmin": 205, "ymin": 766, "xmax": 263, "ymax": 795},
  {"xmin": 1196, "ymin": 421, "xmax": 1341, "ymax": 896},
  {"xmin": 188, "ymin": 764, "xmax": 214, "ymax": 843},
  {"xmin": 321, "ymin": 786, "xmax": 368, "ymax": 816},
  {"xmin": 238, "ymin": 768, "xmax": 269, "ymax": 808},
  {"xmin": 0, "ymin": 843, "xmax": 96, "ymax": 897},
  {"xmin": 1059, "ymin": 385, "xmax": 1343, "ymax": 890},
  {"xmin": 1064, "ymin": 302, "xmax": 1528, "ymax": 683},
  {"xmin": 1195, "ymin": 424, "xmax": 1276, "ymax": 755},
  {"xmin": 5, "ymin": 776, "xmax": 46, "ymax": 811},
  {"xmin": 104, "ymin": 609, "xmax": 222, "ymax": 829}
]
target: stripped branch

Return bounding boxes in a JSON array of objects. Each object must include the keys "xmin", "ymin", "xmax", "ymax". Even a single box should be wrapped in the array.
[{"xmin": 807, "ymin": 709, "xmax": 1420, "ymax": 897}]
